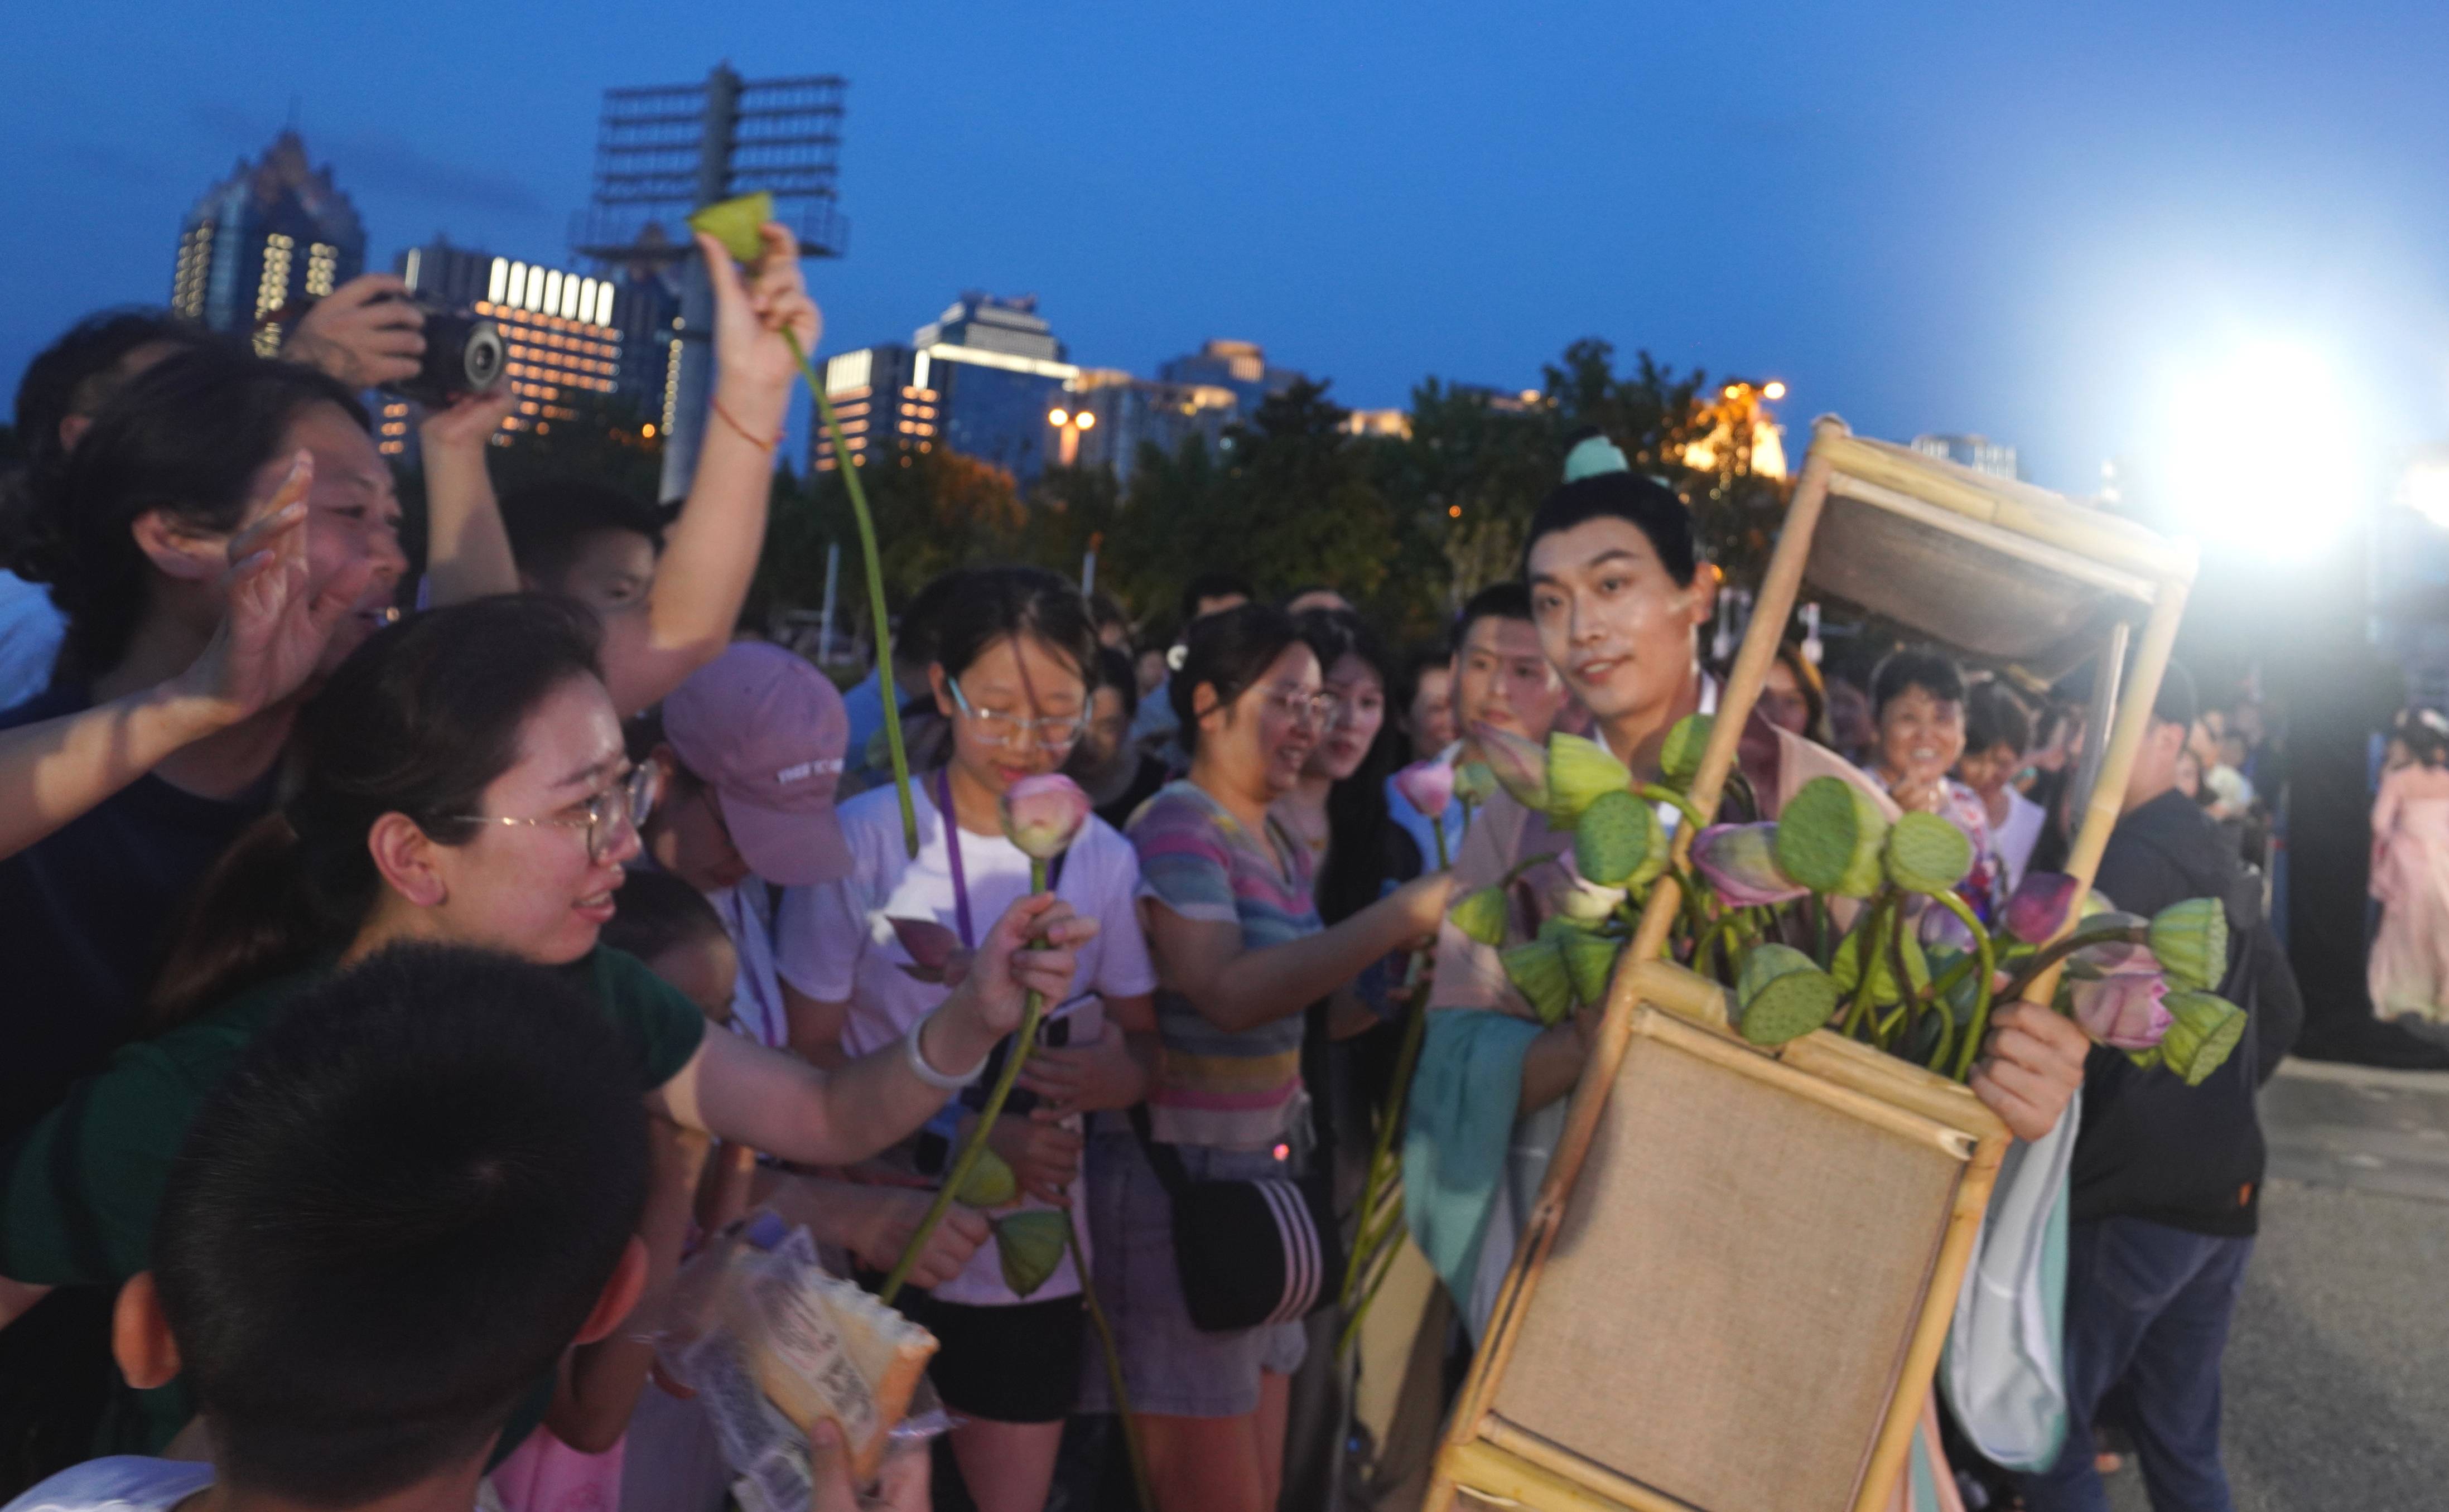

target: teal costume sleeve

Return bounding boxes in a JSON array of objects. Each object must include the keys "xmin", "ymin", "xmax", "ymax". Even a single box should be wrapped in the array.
[{"xmin": 1401, "ymin": 1007, "xmax": 1544, "ymax": 1312}]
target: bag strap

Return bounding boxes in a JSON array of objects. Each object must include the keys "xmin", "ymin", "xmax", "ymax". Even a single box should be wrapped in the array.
[{"xmin": 1126, "ymin": 1102, "xmax": 1197, "ymax": 1200}]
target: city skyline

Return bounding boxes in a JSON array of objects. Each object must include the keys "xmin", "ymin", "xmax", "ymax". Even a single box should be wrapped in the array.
[{"xmin": 7, "ymin": 2, "xmax": 2449, "ymax": 498}]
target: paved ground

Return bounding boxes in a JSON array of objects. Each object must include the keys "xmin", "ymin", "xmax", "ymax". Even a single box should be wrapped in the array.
[{"xmin": 2103, "ymin": 1057, "xmax": 2449, "ymax": 1511}]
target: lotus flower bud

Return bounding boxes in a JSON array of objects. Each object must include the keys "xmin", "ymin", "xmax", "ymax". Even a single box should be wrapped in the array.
[
  {"xmin": 1392, "ymin": 757, "xmax": 1457, "ymax": 820},
  {"xmin": 1549, "ymin": 873, "xmax": 1628, "ymax": 925},
  {"xmin": 994, "ymin": 1210, "xmax": 1071, "ymax": 1298},
  {"xmin": 1475, "ymin": 724, "xmax": 1550, "ymax": 813},
  {"xmin": 2003, "ymin": 872, "xmax": 2082, "ymax": 945},
  {"xmin": 1449, "ymin": 885, "xmax": 1512, "ymax": 946},
  {"xmin": 1000, "ymin": 773, "xmax": 1092, "ymax": 862},
  {"xmin": 687, "ymin": 190, "xmax": 777, "ymax": 263},
  {"xmin": 1453, "ymin": 760, "xmax": 1498, "ymax": 808},
  {"xmin": 1500, "ymin": 939, "xmax": 1575, "ymax": 1026},
  {"xmin": 2069, "ymin": 912, "xmax": 2153, "ymax": 974},
  {"xmin": 1736, "ymin": 943, "xmax": 1840, "ymax": 1046},
  {"xmin": 1573, "ymin": 789, "xmax": 1666, "ymax": 889},
  {"xmin": 1775, "ymin": 776, "xmax": 1890, "ymax": 898},
  {"xmin": 1545, "ymin": 731, "xmax": 1633, "ymax": 830},
  {"xmin": 1693, "ymin": 823, "xmax": 1808, "ymax": 907},
  {"xmin": 1883, "ymin": 811, "xmax": 1975, "ymax": 896},
  {"xmin": 2070, "ymin": 962, "xmax": 2172, "ymax": 1051},
  {"xmin": 1659, "ymin": 713, "xmax": 1713, "ymax": 793},
  {"xmin": 2158, "ymin": 991, "xmax": 2246, "ymax": 1086},
  {"xmin": 957, "ymin": 1147, "xmax": 1020, "ymax": 1209},
  {"xmin": 1831, "ymin": 920, "xmax": 1930, "ymax": 1007},
  {"xmin": 2148, "ymin": 898, "xmax": 2230, "ymax": 993}
]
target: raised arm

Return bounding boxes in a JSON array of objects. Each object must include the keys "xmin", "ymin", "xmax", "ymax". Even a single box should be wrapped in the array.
[
  {"xmin": 598, "ymin": 222, "xmax": 817, "ymax": 717},
  {"xmin": 414, "ymin": 386, "xmax": 520, "ymax": 605},
  {"xmin": 650, "ymin": 893, "xmax": 1093, "ymax": 1165},
  {"xmin": 1142, "ymin": 873, "xmax": 1449, "ymax": 1036}
]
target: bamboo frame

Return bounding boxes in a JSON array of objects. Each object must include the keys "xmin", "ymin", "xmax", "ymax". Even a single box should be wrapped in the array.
[{"xmin": 1425, "ymin": 416, "xmax": 2197, "ymax": 1512}]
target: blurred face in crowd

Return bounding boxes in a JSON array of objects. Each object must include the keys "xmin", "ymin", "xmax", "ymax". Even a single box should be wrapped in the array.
[
  {"xmin": 542, "ymin": 528, "xmax": 658, "ymax": 616},
  {"xmin": 1452, "ymin": 614, "xmax": 1566, "ymax": 751},
  {"xmin": 2175, "ymin": 746, "xmax": 2203, "ymax": 800},
  {"xmin": 1068, "ymin": 684, "xmax": 1134, "ymax": 779},
  {"xmin": 1194, "ymin": 641, "xmax": 1323, "ymax": 800},
  {"xmin": 1407, "ymin": 664, "xmax": 1455, "ymax": 753},
  {"xmin": 1307, "ymin": 653, "xmax": 1386, "ymax": 783},
  {"xmin": 643, "ymin": 762, "xmax": 751, "ymax": 893},
  {"xmin": 933, "ymin": 633, "xmax": 1089, "ymax": 800},
  {"xmin": 1526, "ymin": 518, "xmax": 1712, "ymax": 731},
  {"xmin": 1135, "ymin": 648, "xmax": 1168, "ymax": 698},
  {"xmin": 1759, "ymin": 658, "xmax": 1812, "ymax": 738},
  {"xmin": 648, "ymin": 935, "xmax": 741, "ymax": 1025},
  {"xmin": 1827, "ymin": 679, "xmax": 1876, "ymax": 758},
  {"xmin": 1874, "ymin": 683, "xmax": 1966, "ymax": 794},
  {"xmin": 1955, "ymin": 740, "xmax": 2023, "ymax": 805},
  {"xmin": 383, "ymin": 675, "xmax": 641, "ymax": 965}
]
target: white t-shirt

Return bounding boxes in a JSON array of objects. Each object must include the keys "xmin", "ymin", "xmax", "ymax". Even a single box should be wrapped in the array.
[
  {"xmin": 775, "ymin": 779, "xmax": 1157, "ymax": 1306},
  {"xmin": 707, "ymin": 878, "xmax": 790, "ymax": 1051},
  {"xmin": 2, "ymin": 1457, "xmax": 215, "ymax": 1512},
  {"xmin": 1994, "ymin": 788, "xmax": 2047, "ymax": 892}
]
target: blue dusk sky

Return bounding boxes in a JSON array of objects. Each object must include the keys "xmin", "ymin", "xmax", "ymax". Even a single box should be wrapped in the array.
[{"xmin": 3, "ymin": 1, "xmax": 2448, "ymax": 495}]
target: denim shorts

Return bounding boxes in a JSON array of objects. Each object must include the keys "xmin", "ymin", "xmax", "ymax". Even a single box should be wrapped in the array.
[{"xmin": 1074, "ymin": 1127, "xmax": 1309, "ymax": 1418}]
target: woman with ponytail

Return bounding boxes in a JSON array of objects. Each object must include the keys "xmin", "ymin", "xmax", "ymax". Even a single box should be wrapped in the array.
[{"xmin": 0, "ymin": 594, "xmax": 1093, "ymax": 1462}]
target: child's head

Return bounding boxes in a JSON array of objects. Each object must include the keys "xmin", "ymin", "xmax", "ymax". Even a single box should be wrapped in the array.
[
  {"xmin": 928, "ymin": 565, "xmax": 1102, "ymax": 794},
  {"xmin": 1956, "ymin": 682, "xmax": 2034, "ymax": 801},
  {"xmin": 123, "ymin": 944, "xmax": 650, "ymax": 1505},
  {"xmin": 601, "ymin": 868, "xmax": 739, "ymax": 1024}
]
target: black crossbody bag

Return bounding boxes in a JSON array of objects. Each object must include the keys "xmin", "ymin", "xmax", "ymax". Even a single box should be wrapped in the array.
[{"xmin": 1127, "ymin": 1104, "xmax": 1344, "ymax": 1334}]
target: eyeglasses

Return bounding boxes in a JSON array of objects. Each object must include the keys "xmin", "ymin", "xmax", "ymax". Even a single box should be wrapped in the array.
[
  {"xmin": 448, "ymin": 762, "xmax": 663, "ymax": 864},
  {"xmin": 947, "ymin": 678, "xmax": 1088, "ymax": 751},
  {"xmin": 1260, "ymin": 685, "xmax": 1341, "ymax": 728}
]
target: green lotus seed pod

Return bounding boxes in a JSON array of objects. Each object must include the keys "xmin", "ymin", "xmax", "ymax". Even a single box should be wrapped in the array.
[
  {"xmin": 1882, "ymin": 811, "xmax": 1974, "ymax": 896},
  {"xmin": 1545, "ymin": 731, "xmax": 1633, "ymax": 830},
  {"xmin": 1830, "ymin": 921, "xmax": 1930, "ymax": 1007},
  {"xmin": 687, "ymin": 191, "xmax": 777, "ymax": 264},
  {"xmin": 1453, "ymin": 760, "xmax": 1498, "ymax": 808},
  {"xmin": 1558, "ymin": 928, "xmax": 1622, "ymax": 1008},
  {"xmin": 1500, "ymin": 939, "xmax": 1575, "ymax": 1027},
  {"xmin": 956, "ymin": 1147, "xmax": 1020, "ymax": 1209},
  {"xmin": 2158, "ymin": 991, "xmax": 2246, "ymax": 1086},
  {"xmin": 1573, "ymin": 789, "xmax": 1657, "ymax": 887},
  {"xmin": 2148, "ymin": 898, "xmax": 2229, "ymax": 994},
  {"xmin": 1735, "ymin": 943, "xmax": 1840, "ymax": 1046},
  {"xmin": 1775, "ymin": 776, "xmax": 1890, "ymax": 898},
  {"xmin": 1450, "ymin": 885, "xmax": 1512, "ymax": 947},
  {"xmin": 994, "ymin": 1210, "xmax": 1071, "ymax": 1298},
  {"xmin": 1659, "ymin": 713, "xmax": 1714, "ymax": 792}
]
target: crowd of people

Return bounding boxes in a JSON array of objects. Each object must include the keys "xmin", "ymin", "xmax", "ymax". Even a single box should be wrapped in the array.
[{"xmin": 0, "ymin": 218, "xmax": 2322, "ymax": 1512}]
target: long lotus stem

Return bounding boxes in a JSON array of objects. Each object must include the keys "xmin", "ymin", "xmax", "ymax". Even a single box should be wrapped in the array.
[
  {"xmin": 1996, "ymin": 923, "xmax": 2147, "ymax": 1008},
  {"xmin": 790, "ymin": 330, "xmax": 917, "ymax": 859},
  {"xmin": 1633, "ymin": 782, "xmax": 1710, "ymax": 838},
  {"xmin": 1068, "ymin": 1204, "xmax": 1154, "ymax": 1512},
  {"xmin": 1336, "ymin": 1233, "xmax": 1407, "ymax": 1359},
  {"xmin": 881, "ymin": 857, "xmax": 1049, "ymax": 1301},
  {"xmin": 1341, "ymin": 973, "xmax": 1431, "ymax": 1309},
  {"xmin": 1839, "ymin": 895, "xmax": 1893, "ymax": 1040},
  {"xmin": 1929, "ymin": 891, "xmax": 1997, "ymax": 1082}
]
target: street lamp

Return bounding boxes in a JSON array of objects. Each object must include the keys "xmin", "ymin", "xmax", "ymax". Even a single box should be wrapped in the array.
[{"xmin": 1048, "ymin": 405, "xmax": 1096, "ymax": 466}]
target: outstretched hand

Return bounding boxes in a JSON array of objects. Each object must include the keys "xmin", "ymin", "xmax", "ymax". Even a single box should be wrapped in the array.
[
  {"xmin": 285, "ymin": 273, "xmax": 425, "ymax": 390},
  {"xmin": 417, "ymin": 380, "xmax": 517, "ymax": 451},
  {"xmin": 172, "ymin": 452, "xmax": 380, "ymax": 724}
]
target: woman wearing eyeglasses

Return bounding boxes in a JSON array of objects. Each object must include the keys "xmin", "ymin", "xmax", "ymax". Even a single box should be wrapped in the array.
[
  {"xmin": 776, "ymin": 565, "xmax": 1160, "ymax": 1512},
  {"xmin": 1082, "ymin": 602, "xmax": 1450, "ymax": 1512},
  {"xmin": 0, "ymin": 594, "xmax": 1091, "ymax": 1465}
]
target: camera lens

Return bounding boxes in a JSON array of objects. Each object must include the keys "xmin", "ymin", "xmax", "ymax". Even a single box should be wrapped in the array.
[{"xmin": 458, "ymin": 320, "xmax": 504, "ymax": 392}]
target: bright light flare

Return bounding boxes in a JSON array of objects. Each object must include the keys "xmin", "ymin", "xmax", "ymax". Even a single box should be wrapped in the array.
[
  {"xmin": 1763, "ymin": 380, "xmax": 1787, "ymax": 400},
  {"xmin": 2162, "ymin": 339, "xmax": 2367, "ymax": 561},
  {"xmin": 2403, "ymin": 457, "xmax": 2449, "ymax": 532},
  {"xmin": 1048, "ymin": 408, "xmax": 1070, "ymax": 427},
  {"xmin": 1076, "ymin": 411, "xmax": 1095, "ymax": 429}
]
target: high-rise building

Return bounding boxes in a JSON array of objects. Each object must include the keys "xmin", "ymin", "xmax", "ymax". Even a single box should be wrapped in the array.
[
  {"xmin": 1060, "ymin": 371, "xmax": 1240, "ymax": 484},
  {"xmin": 1156, "ymin": 339, "xmax": 1304, "ymax": 413},
  {"xmin": 1911, "ymin": 433, "xmax": 2019, "ymax": 481},
  {"xmin": 171, "ymin": 130, "xmax": 365, "ymax": 354},
  {"xmin": 811, "ymin": 294, "xmax": 1081, "ymax": 481},
  {"xmin": 373, "ymin": 238, "xmax": 638, "ymax": 458}
]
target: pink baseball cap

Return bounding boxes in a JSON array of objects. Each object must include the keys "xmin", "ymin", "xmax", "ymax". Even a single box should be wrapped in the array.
[{"xmin": 662, "ymin": 641, "xmax": 853, "ymax": 886}]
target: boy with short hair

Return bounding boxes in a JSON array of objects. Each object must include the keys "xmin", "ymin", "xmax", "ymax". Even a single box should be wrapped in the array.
[{"xmin": 2, "ymin": 944, "xmax": 647, "ymax": 1511}]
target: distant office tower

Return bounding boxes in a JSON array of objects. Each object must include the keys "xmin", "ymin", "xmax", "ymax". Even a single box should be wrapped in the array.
[
  {"xmin": 811, "ymin": 293, "xmax": 1080, "ymax": 482},
  {"xmin": 373, "ymin": 238, "xmax": 635, "ymax": 458},
  {"xmin": 1911, "ymin": 433, "xmax": 2019, "ymax": 481},
  {"xmin": 1062, "ymin": 371, "xmax": 1240, "ymax": 485},
  {"xmin": 171, "ymin": 129, "xmax": 365, "ymax": 354},
  {"xmin": 1156, "ymin": 339, "xmax": 1304, "ymax": 414}
]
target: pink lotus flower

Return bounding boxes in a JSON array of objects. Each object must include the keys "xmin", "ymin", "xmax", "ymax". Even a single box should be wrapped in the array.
[
  {"xmin": 1000, "ymin": 773, "xmax": 1092, "ymax": 862},
  {"xmin": 1392, "ymin": 757, "xmax": 1456, "ymax": 820},
  {"xmin": 889, "ymin": 916, "xmax": 966, "ymax": 984},
  {"xmin": 2070, "ymin": 962, "xmax": 2173, "ymax": 1050},
  {"xmin": 2004, "ymin": 872, "xmax": 2082, "ymax": 945},
  {"xmin": 1692, "ymin": 823, "xmax": 1809, "ymax": 907},
  {"xmin": 1473, "ymin": 723, "xmax": 1550, "ymax": 812}
]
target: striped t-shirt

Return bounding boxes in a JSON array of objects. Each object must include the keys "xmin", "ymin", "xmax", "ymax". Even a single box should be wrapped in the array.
[{"xmin": 1129, "ymin": 780, "xmax": 1319, "ymax": 1150}]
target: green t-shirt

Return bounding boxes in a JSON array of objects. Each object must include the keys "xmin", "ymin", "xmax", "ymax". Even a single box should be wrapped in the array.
[{"xmin": 0, "ymin": 944, "xmax": 706, "ymax": 1457}]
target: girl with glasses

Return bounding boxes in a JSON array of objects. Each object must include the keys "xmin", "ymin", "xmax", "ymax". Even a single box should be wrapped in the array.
[
  {"xmin": 0, "ymin": 595, "xmax": 1090, "ymax": 1467},
  {"xmin": 778, "ymin": 565, "xmax": 1160, "ymax": 1512}
]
